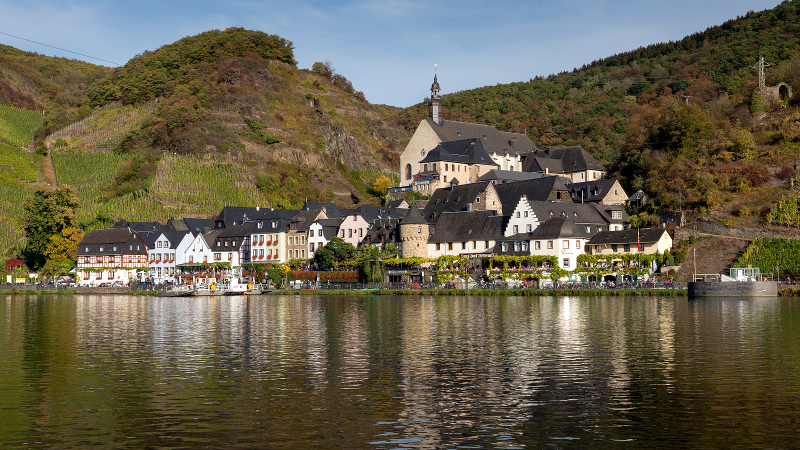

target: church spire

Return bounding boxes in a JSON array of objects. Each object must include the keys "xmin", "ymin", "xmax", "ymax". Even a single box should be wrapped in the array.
[{"xmin": 428, "ymin": 66, "xmax": 444, "ymax": 126}]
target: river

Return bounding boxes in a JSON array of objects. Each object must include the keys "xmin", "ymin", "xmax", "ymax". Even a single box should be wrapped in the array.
[{"xmin": 1, "ymin": 294, "xmax": 798, "ymax": 449}]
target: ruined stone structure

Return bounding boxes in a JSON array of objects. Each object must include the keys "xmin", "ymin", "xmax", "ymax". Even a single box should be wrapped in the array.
[{"xmin": 756, "ymin": 82, "xmax": 793, "ymax": 107}]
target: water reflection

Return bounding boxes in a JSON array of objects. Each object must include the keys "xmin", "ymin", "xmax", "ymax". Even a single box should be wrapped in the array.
[{"xmin": 1, "ymin": 295, "xmax": 799, "ymax": 449}]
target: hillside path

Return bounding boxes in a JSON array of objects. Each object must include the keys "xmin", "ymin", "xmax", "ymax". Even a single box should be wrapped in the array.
[{"xmin": 40, "ymin": 152, "xmax": 57, "ymax": 186}]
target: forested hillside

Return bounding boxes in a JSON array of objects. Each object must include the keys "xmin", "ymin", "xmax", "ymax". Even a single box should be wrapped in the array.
[{"xmin": 396, "ymin": 0, "xmax": 800, "ymax": 228}]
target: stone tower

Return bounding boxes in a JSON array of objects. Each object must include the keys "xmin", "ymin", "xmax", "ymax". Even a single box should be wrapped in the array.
[
  {"xmin": 399, "ymin": 203, "xmax": 430, "ymax": 258},
  {"xmin": 428, "ymin": 73, "xmax": 444, "ymax": 126}
]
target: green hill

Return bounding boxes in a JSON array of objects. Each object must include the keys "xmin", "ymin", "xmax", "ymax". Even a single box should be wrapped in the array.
[
  {"xmin": 395, "ymin": 0, "xmax": 800, "ymax": 229},
  {"xmin": 0, "ymin": 28, "xmax": 409, "ymax": 258}
]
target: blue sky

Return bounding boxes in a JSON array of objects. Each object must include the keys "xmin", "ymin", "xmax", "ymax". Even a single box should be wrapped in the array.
[{"xmin": 0, "ymin": 0, "xmax": 785, "ymax": 107}]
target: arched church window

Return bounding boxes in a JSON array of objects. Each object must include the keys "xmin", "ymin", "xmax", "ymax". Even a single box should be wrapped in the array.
[{"xmin": 406, "ymin": 164, "xmax": 412, "ymax": 180}]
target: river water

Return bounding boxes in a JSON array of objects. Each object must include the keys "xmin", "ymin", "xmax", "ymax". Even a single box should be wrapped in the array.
[{"xmin": 1, "ymin": 294, "xmax": 799, "ymax": 449}]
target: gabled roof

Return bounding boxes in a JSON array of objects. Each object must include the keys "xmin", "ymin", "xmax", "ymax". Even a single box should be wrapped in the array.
[
  {"xmin": 424, "ymin": 118, "xmax": 539, "ymax": 156},
  {"xmin": 568, "ymin": 179, "xmax": 622, "ymax": 202},
  {"xmin": 477, "ymin": 170, "xmax": 546, "ymax": 183},
  {"xmin": 113, "ymin": 220, "xmax": 168, "ymax": 233},
  {"xmin": 526, "ymin": 201, "xmax": 612, "ymax": 228},
  {"xmin": 183, "ymin": 218, "xmax": 215, "ymax": 235},
  {"xmin": 354, "ymin": 206, "xmax": 406, "ymax": 223},
  {"xmin": 530, "ymin": 217, "xmax": 594, "ymax": 239},
  {"xmin": 422, "ymin": 181, "xmax": 491, "ymax": 223},
  {"xmin": 629, "ymin": 190, "xmax": 647, "ymax": 201},
  {"xmin": 362, "ymin": 218, "xmax": 400, "ymax": 244},
  {"xmin": 587, "ymin": 228, "xmax": 669, "ymax": 245},
  {"xmin": 492, "ymin": 177, "xmax": 571, "ymax": 216},
  {"xmin": 400, "ymin": 203, "xmax": 428, "ymax": 225},
  {"xmin": 302, "ymin": 202, "xmax": 343, "ymax": 218},
  {"xmin": 214, "ymin": 206, "xmax": 299, "ymax": 228},
  {"xmin": 80, "ymin": 228, "xmax": 133, "ymax": 245},
  {"xmin": 160, "ymin": 231, "xmax": 192, "ymax": 249},
  {"xmin": 420, "ymin": 138, "xmax": 498, "ymax": 166},
  {"xmin": 291, "ymin": 209, "xmax": 326, "ymax": 231},
  {"xmin": 428, "ymin": 210, "xmax": 501, "ymax": 243},
  {"xmin": 591, "ymin": 203, "xmax": 629, "ymax": 224},
  {"xmin": 523, "ymin": 146, "xmax": 605, "ymax": 173},
  {"xmin": 387, "ymin": 199, "xmax": 409, "ymax": 209}
]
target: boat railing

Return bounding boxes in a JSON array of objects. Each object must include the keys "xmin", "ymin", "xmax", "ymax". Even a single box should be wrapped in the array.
[{"xmin": 693, "ymin": 274, "xmax": 721, "ymax": 282}]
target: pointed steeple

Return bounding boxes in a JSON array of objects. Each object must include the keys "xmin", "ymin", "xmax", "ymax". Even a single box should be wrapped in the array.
[
  {"xmin": 401, "ymin": 202, "xmax": 428, "ymax": 225},
  {"xmin": 428, "ymin": 68, "xmax": 444, "ymax": 126}
]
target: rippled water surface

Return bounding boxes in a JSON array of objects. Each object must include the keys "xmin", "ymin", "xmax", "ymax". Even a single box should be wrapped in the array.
[{"xmin": 2, "ymin": 294, "xmax": 800, "ymax": 449}]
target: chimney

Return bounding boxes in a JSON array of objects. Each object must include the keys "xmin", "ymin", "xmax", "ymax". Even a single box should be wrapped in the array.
[{"xmin": 203, "ymin": 227, "xmax": 210, "ymax": 234}]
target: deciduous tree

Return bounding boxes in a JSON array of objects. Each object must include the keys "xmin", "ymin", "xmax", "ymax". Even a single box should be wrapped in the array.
[{"xmin": 22, "ymin": 184, "xmax": 79, "ymax": 270}]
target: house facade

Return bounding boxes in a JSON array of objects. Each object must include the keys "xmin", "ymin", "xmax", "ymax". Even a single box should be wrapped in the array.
[
  {"xmin": 586, "ymin": 228, "xmax": 673, "ymax": 256},
  {"xmin": 76, "ymin": 228, "xmax": 149, "ymax": 286}
]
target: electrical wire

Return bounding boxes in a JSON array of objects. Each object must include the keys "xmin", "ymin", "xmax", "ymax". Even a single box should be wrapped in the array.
[{"xmin": 0, "ymin": 31, "xmax": 122, "ymax": 66}]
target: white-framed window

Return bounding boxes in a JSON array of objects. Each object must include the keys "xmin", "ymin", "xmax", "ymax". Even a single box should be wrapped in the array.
[
  {"xmin": 527, "ymin": 224, "xmax": 532, "ymax": 232},
  {"xmin": 535, "ymin": 241, "xmax": 541, "ymax": 250},
  {"xmin": 513, "ymin": 225, "xmax": 519, "ymax": 233},
  {"xmin": 548, "ymin": 241, "xmax": 553, "ymax": 249},
  {"xmin": 563, "ymin": 240, "xmax": 569, "ymax": 249},
  {"xmin": 563, "ymin": 258, "xmax": 570, "ymax": 268}
]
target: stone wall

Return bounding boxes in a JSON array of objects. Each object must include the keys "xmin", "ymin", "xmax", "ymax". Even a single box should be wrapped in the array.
[
  {"xmin": 400, "ymin": 224, "xmax": 429, "ymax": 258},
  {"xmin": 756, "ymin": 83, "xmax": 793, "ymax": 106},
  {"xmin": 675, "ymin": 221, "xmax": 800, "ymax": 242}
]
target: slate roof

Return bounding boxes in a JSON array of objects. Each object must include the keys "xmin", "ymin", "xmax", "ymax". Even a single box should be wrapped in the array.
[
  {"xmin": 494, "ymin": 217, "xmax": 593, "ymax": 255},
  {"xmin": 492, "ymin": 177, "xmax": 571, "ymax": 216},
  {"xmin": 428, "ymin": 210, "xmax": 495, "ymax": 243},
  {"xmin": 422, "ymin": 181, "xmax": 491, "ymax": 223},
  {"xmin": 568, "ymin": 179, "xmax": 623, "ymax": 203},
  {"xmin": 302, "ymin": 202, "xmax": 343, "ymax": 218},
  {"xmin": 362, "ymin": 218, "xmax": 400, "ymax": 245},
  {"xmin": 387, "ymin": 199, "xmax": 409, "ymax": 209},
  {"xmin": 214, "ymin": 206, "xmax": 299, "ymax": 228},
  {"xmin": 112, "ymin": 220, "xmax": 168, "ymax": 233},
  {"xmin": 400, "ymin": 203, "xmax": 428, "ymax": 225},
  {"xmin": 291, "ymin": 209, "xmax": 326, "ymax": 232},
  {"xmin": 412, "ymin": 200, "xmax": 429, "ymax": 210},
  {"xmin": 183, "ymin": 218, "xmax": 215, "ymax": 235},
  {"xmin": 78, "ymin": 228, "xmax": 147, "ymax": 256},
  {"xmin": 590, "ymin": 203, "xmax": 629, "ymax": 225},
  {"xmin": 212, "ymin": 223, "xmax": 253, "ymax": 251},
  {"xmin": 523, "ymin": 146, "xmax": 605, "ymax": 173},
  {"xmin": 424, "ymin": 118, "xmax": 539, "ymax": 157},
  {"xmin": 477, "ymin": 170, "xmax": 546, "ymax": 183},
  {"xmin": 587, "ymin": 228, "xmax": 668, "ymax": 245},
  {"xmin": 525, "ymin": 201, "xmax": 615, "ymax": 231},
  {"xmin": 354, "ymin": 206, "xmax": 406, "ymax": 223},
  {"xmin": 160, "ymin": 231, "xmax": 192, "ymax": 250},
  {"xmin": 420, "ymin": 138, "xmax": 498, "ymax": 166}
]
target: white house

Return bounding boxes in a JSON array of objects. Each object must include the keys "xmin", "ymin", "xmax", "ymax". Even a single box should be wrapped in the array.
[{"xmin": 149, "ymin": 230, "xmax": 193, "ymax": 283}]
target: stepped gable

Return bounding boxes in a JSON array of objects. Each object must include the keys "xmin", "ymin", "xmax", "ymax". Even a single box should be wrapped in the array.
[
  {"xmin": 422, "ymin": 181, "xmax": 491, "ymax": 223},
  {"xmin": 568, "ymin": 179, "xmax": 619, "ymax": 202},
  {"xmin": 424, "ymin": 118, "xmax": 539, "ymax": 156},
  {"xmin": 492, "ymin": 177, "xmax": 570, "ymax": 215},
  {"xmin": 428, "ymin": 210, "xmax": 495, "ymax": 243},
  {"xmin": 400, "ymin": 203, "xmax": 428, "ymax": 225},
  {"xmin": 302, "ymin": 202, "xmax": 343, "ymax": 218},
  {"xmin": 587, "ymin": 228, "xmax": 668, "ymax": 245},
  {"xmin": 523, "ymin": 146, "xmax": 605, "ymax": 173},
  {"xmin": 420, "ymin": 138, "xmax": 498, "ymax": 166}
]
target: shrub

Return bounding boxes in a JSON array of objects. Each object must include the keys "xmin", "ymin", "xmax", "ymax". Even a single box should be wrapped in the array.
[{"xmin": 779, "ymin": 166, "xmax": 797, "ymax": 181}]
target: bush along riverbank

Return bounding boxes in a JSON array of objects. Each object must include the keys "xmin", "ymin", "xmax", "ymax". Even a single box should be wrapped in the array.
[{"xmin": 269, "ymin": 288, "xmax": 689, "ymax": 297}]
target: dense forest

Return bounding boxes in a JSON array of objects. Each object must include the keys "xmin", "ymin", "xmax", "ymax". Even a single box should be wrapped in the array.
[{"xmin": 395, "ymin": 0, "xmax": 800, "ymax": 222}]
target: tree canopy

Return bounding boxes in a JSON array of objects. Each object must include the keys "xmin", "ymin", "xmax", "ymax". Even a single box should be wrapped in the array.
[{"xmin": 22, "ymin": 184, "xmax": 79, "ymax": 270}]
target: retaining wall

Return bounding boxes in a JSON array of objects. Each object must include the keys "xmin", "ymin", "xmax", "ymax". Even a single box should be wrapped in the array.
[{"xmin": 688, "ymin": 281, "xmax": 778, "ymax": 297}]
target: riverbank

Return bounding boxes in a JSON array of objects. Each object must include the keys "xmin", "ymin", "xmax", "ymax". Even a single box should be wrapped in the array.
[{"xmin": 267, "ymin": 288, "xmax": 689, "ymax": 297}]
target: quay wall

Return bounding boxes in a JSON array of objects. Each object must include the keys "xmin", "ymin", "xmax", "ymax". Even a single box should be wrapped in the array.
[{"xmin": 688, "ymin": 281, "xmax": 778, "ymax": 297}]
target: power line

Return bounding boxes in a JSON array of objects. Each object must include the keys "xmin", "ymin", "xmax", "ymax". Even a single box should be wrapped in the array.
[{"xmin": 0, "ymin": 31, "xmax": 121, "ymax": 66}]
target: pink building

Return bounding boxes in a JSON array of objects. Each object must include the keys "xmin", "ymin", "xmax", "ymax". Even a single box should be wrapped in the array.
[{"xmin": 338, "ymin": 213, "xmax": 370, "ymax": 248}]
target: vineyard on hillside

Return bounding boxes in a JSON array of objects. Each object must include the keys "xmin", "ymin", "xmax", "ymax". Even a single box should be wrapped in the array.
[
  {"xmin": 0, "ymin": 173, "xmax": 33, "ymax": 252},
  {"xmin": 150, "ymin": 154, "xmax": 270, "ymax": 214},
  {"xmin": 0, "ymin": 104, "xmax": 41, "ymax": 147},
  {"xmin": 51, "ymin": 149, "xmax": 131, "ymax": 207},
  {"xmin": 733, "ymin": 237, "xmax": 800, "ymax": 278},
  {"xmin": 0, "ymin": 144, "xmax": 37, "ymax": 182},
  {"xmin": 45, "ymin": 102, "xmax": 157, "ymax": 149}
]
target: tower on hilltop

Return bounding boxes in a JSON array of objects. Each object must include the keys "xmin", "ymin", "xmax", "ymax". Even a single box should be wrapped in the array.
[{"xmin": 428, "ymin": 70, "xmax": 444, "ymax": 126}]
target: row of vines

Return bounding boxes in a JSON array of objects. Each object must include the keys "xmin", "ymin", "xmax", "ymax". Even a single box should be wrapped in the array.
[
  {"xmin": 0, "ymin": 144, "xmax": 37, "ymax": 182},
  {"xmin": 0, "ymin": 104, "xmax": 41, "ymax": 147},
  {"xmin": 733, "ymin": 237, "xmax": 800, "ymax": 277},
  {"xmin": 45, "ymin": 102, "xmax": 156, "ymax": 149}
]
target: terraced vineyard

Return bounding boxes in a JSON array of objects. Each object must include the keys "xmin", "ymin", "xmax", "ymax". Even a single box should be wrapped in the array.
[
  {"xmin": 150, "ymin": 154, "xmax": 269, "ymax": 215},
  {"xmin": 0, "ymin": 144, "xmax": 37, "ymax": 182},
  {"xmin": 50, "ymin": 149, "xmax": 132, "ymax": 222},
  {"xmin": 0, "ymin": 172, "xmax": 34, "ymax": 253},
  {"xmin": 0, "ymin": 104, "xmax": 41, "ymax": 147},
  {"xmin": 45, "ymin": 102, "xmax": 157, "ymax": 149}
]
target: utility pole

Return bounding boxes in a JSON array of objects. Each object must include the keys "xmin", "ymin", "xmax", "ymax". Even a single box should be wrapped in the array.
[
  {"xmin": 683, "ymin": 95, "xmax": 692, "ymax": 105},
  {"xmin": 753, "ymin": 56, "xmax": 771, "ymax": 88}
]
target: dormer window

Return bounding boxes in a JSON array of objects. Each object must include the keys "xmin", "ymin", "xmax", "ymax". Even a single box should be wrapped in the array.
[
  {"xmin": 225, "ymin": 241, "xmax": 229, "ymax": 247},
  {"xmin": 258, "ymin": 222, "xmax": 263, "ymax": 229},
  {"xmin": 100, "ymin": 246, "xmax": 104, "ymax": 252}
]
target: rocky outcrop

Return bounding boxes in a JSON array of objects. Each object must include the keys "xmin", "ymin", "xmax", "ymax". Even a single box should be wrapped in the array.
[{"xmin": 321, "ymin": 124, "xmax": 385, "ymax": 171}]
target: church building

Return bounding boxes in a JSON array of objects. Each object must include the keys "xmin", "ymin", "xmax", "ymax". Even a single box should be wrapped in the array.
[{"xmin": 399, "ymin": 74, "xmax": 540, "ymax": 188}]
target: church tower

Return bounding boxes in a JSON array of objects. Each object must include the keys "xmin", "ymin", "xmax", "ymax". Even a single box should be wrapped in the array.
[{"xmin": 428, "ymin": 72, "xmax": 444, "ymax": 126}]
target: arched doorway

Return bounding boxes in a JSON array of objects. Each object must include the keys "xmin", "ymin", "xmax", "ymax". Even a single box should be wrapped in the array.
[{"xmin": 780, "ymin": 84, "xmax": 790, "ymax": 101}]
